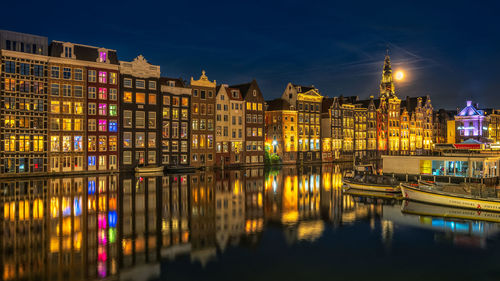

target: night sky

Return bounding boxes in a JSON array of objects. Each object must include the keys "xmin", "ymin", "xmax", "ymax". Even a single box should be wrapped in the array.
[{"xmin": 3, "ymin": 0, "xmax": 499, "ymax": 109}]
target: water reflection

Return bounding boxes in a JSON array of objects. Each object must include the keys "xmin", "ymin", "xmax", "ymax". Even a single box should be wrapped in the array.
[{"xmin": 1, "ymin": 164, "xmax": 499, "ymax": 280}]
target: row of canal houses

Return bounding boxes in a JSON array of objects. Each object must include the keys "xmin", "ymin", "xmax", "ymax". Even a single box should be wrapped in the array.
[{"xmin": 0, "ymin": 29, "xmax": 434, "ymax": 176}]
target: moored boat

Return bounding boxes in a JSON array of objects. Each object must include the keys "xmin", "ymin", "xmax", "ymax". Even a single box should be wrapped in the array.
[
  {"xmin": 343, "ymin": 174, "xmax": 401, "ymax": 193},
  {"xmin": 401, "ymin": 200, "xmax": 500, "ymax": 223},
  {"xmin": 135, "ymin": 165, "xmax": 164, "ymax": 173},
  {"xmin": 344, "ymin": 188, "xmax": 403, "ymax": 200},
  {"xmin": 400, "ymin": 183, "xmax": 500, "ymax": 212}
]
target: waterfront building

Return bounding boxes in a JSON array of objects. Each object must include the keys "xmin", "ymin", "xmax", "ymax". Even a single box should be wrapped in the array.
[
  {"xmin": 354, "ymin": 105, "xmax": 368, "ymax": 158},
  {"xmin": 119, "ymin": 55, "xmax": 161, "ymax": 170},
  {"xmin": 320, "ymin": 97, "xmax": 334, "ymax": 162},
  {"xmin": 215, "ymin": 85, "xmax": 230, "ymax": 166},
  {"xmin": 454, "ymin": 101, "xmax": 490, "ymax": 143},
  {"xmin": 47, "ymin": 42, "xmax": 87, "ymax": 172},
  {"xmin": 160, "ymin": 77, "xmax": 191, "ymax": 167},
  {"xmin": 190, "ymin": 71, "xmax": 216, "ymax": 167},
  {"xmin": 232, "ymin": 80, "xmax": 265, "ymax": 165},
  {"xmin": 366, "ymin": 97, "xmax": 378, "ymax": 158},
  {"xmin": 265, "ymin": 99, "xmax": 298, "ymax": 164},
  {"xmin": 228, "ymin": 87, "xmax": 245, "ymax": 166},
  {"xmin": 51, "ymin": 42, "xmax": 120, "ymax": 171},
  {"xmin": 0, "ymin": 30, "xmax": 48, "ymax": 174},
  {"xmin": 281, "ymin": 83, "xmax": 323, "ymax": 163}
]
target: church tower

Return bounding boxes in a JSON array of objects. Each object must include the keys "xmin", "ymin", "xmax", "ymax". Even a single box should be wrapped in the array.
[{"xmin": 379, "ymin": 51, "xmax": 395, "ymax": 98}]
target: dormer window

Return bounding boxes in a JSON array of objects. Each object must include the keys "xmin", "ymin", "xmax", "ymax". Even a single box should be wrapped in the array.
[
  {"xmin": 169, "ymin": 81, "xmax": 175, "ymax": 87},
  {"xmin": 253, "ymin": 90, "xmax": 256, "ymax": 97},
  {"xmin": 99, "ymin": 51, "xmax": 107, "ymax": 63},
  {"xmin": 64, "ymin": 46, "xmax": 72, "ymax": 58},
  {"xmin": 232, "ymin": 91, "xmax": 238, "ymax": 98}
]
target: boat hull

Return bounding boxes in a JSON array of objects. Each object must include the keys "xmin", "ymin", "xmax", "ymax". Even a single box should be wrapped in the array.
[
  {"xmin": 401, "ymin": 200, "xmax": 500, "ymax": 223},
  {"xmin": 400, "ymin": 184, "xmax": 500, "ymax": 212},
  {"xmin": 344, "ymin": 180, "xmax": 401, "ymax": 193},
  {"xmin": 135, "ymin": 166, "xmax": 164, "ymax": 173}
]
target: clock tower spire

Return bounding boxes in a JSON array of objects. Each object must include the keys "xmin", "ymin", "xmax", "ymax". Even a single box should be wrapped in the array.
[{"xmin": 379, "ymin": 49, "xmax": 395, "ymax": 98}]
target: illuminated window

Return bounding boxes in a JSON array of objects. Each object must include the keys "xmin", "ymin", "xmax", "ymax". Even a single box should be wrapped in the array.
[
  {"xmin": 98, "ymin": 71, "xmax": 107, "ymax": 83},
  {"xmin": 124, "ymin": 91, "xmax": 132, "ymax": 103},
  {"xmin": 162, "ymin": 121, "xmax": 170, "ymax": 138},
  {"xmin": 109, "ymin": 120, "xmax": 118, "ymax": 132},
  {"xmin": 109, "ymin": 104, "xmax": 117, "ymax": 116},
  {"xmin": 51, "ymin": 136, "xmax": 60, "ymax": 152},
  {"xmin": 62, "ymin": 102, "xmax": 71, "ymax": 114},
  {"xmin": 62, "ymin": 136, "xmax": 71, "ymax": 152},
  {"xmin": 99, "ymin": 136, "xmax": 107, "ymax": 151},
  {"xmin": 88, "ymin": 136, "xmax": 96, "ymax": 151},
  {"xmin": 63, "ymin": 119, "xmax": 72, "ymax": 131},
  {"xmin": 136, "ymin": 93, "xmax": 145, "ymax": 104},
  {"xmin": 136, "ymin": 132, "xmax": 145, "ymax": 148},
  {"xmin": 247, "ymin": 102, "xmax": 251, "ymax": 110},
  {"xmin": 109, "ymin": 136, "xmax": 117, "ymax": 151},
  {"xmin": 51, "ymin": 101, "xmax": 60, "ymax": 113},
  {"xmin": 74, "ymin": 136, "xmax": 83, "ymax": 151},
  {"xmin": 99, "ymin": 120, "xmax": 107, "ymax": 131},
  {"xmin": 148, "ymin": 112, "xmax": 156, "ymax": 129},
  {"xmin": 148, "ymin": 94, "xmax": 156, "ymax": 104},
  {"xmin": 74, "ymin": 119, "xmax": 83, "ymax": 131},
  {"xmin": 74, "ymin": 102, "xmax": 83, "ymax": 114},
  {"xmin": 163, "ymin": 95, "xmax": 171, "ymax": 105},
  {"xmin": 88, "ymin": 156, "xmax": 96, "ymax": 167},
  {"xmin": 148, "ymin": 132, "xmax": 156, "ymax": 148},
  {"xmin": 123, "ymin": 132, "xmax": 132, "ymax": 148},
  {"xmin": 163, "ymin": 107, "xmax": 170, "ymax": 119},
  {"xmin": 181, "ymin": 97, "xmax": 189, "ymax": 107},
  {"xmin": 109, "ymin": 72, "xmax": 117, "ymax": 84},
  {"xmin": 99, "ymin": 88, "xmax": 107, "ymax": 99},
  {"xmin": 99, "ymin": 51, "xmax": 107, "ymax": 62},
  {"xmin": 98, "ymin": 104, "xmax": 107, "ymax": 115}
]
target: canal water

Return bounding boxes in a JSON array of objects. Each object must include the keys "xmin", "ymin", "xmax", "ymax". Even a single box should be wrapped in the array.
[{"xmin": 1, "ymin": 164, "xmax": 500, "ymax": 281}]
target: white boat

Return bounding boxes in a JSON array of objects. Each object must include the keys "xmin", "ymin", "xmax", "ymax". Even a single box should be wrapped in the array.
[
  {"xmin": 401, "ymin": 200, "xmax": 500, "ymax": 223},
  {"xmin": 344, "ymin": 188, "xmax": 402, "ymax": 199},
  {"xmin": 343, "ymin": 174, "xmax": 401, "ymax": 193},
  {"xmin": 400, "ymin": 184, "xmax": 500, "ymax": 212},
  {"xmin": 135, "ymin": 165, "xmax": 164, "ymax": 173}
]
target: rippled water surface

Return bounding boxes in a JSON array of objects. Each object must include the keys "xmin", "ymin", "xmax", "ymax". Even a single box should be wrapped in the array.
[{"xmin": 2, "ymin": 164, "xmax": 500, "ymax": 281}]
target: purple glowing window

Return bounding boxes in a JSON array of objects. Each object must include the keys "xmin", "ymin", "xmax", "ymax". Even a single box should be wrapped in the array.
[{"xmin": 99, "ymin": 52, "xmax": 107, "ymax": 62}]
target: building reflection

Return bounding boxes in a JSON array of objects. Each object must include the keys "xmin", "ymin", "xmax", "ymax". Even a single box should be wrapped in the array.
[{"xmin": 1, "ymin": 166, "xmax": 498, "ymax": 280}]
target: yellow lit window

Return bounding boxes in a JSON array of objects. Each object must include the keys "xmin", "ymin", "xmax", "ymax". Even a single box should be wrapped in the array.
[
  {"xmin": 51, "ymin": 101, "xmax": 60, "ymax": 113},
  {"xmin": 109, "ymin": 72, "xmax": 117, "ymax": 84},
  {"xmin": 148, "ymin": 93, "xmax": 156, "ymax": 104},
  {"xmin": 252, "ymin": 103, "xmax": 257, "ymax": 111},
  {"xmin": 51, "ymin": 136, "xmax": 60, "ymax": 152},
  {"xmin": 63, "ymin": 119, "xmax": 72, "ymax": 131},
  {"xmin": 74, "ymin": 102, "xmax": 83, "ymax": 114},
  {"xmin": 258, "ymin": 103, "xmax": 262, "ymax": 111},
  {"xmin": 124, "ymin": 91, "xmax": 132, "ymax": 103},
  {"xmin": 247, "ymin": 102, "xmax": 251, "ymax": 110},
  {"xmin": 136, "ymin": 93, "xmax": 145, "ymax": 104}
]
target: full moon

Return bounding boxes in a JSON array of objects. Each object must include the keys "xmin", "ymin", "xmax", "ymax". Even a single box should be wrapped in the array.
[{"xmin": 395, "ymin": 71, "xmax": 404, "ymax": 81}]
